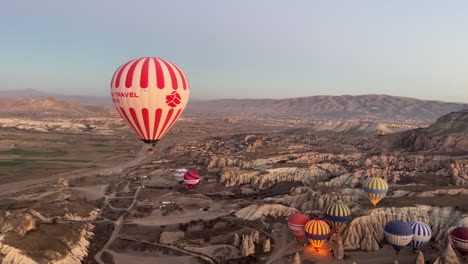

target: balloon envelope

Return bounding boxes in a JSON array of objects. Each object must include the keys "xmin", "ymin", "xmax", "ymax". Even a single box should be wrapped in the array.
[
  {"xmin": 174, "ymin": 168, "xmax": 187, "ymax": 185},
  {"xmin": 363, "ymin": 177, "xmax": 388, "ymax": 206},
  {"xmin": 304, "ymin": 219, "xmax": 331, "ymax": 250},
  {"xmin": 450, "ymin": 227, "xmax": 468, "ymax": 258},
  {"xmin": 408, "ymin": 221, "xmax": 432, "ymax": 250},
  {"xmin": 287, "ymin": 213, "xmax": 310, "ymax": 240},
  {"xmin": 384, "ymin": 220, "xmax": 413, "ymax": 252},
  {"xmin": 323, "ymin": 202, "xmax": 351, "ymax": 233},
  {"xmin": 110, "ymin": 57, "xmax": 189, "ymax": 146},
  {"xmin": 183, "ymin": 171, "xmax": 200, "ymax": 189}
]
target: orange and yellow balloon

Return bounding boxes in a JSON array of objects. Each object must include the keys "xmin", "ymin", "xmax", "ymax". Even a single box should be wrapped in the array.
[
  {"xmin": 304, "ymin": 219, "xmax": 331, "ymax": 251},
  {"xmin": 363, "ymin": 177, "xmax": 388, "ymax": 206}
]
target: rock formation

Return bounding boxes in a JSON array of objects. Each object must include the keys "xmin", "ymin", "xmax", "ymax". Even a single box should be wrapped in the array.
[
  {"xmin": 263, "ymin": 239, "xmax": 271, "ymax": 253},
  {"xmin": 233, "ymin": 233, "xmax": 240, "ymax": 247},
  {"xmin": 240, "ymin": 234, "xmax": 255, "ymax": 257},
  {"xmin": 415, "ymin": 250, "xmax": 425, "ymax": 264},
  {"xmin": 333, "ymin": 236, "xmax": 344, "ymax": 260},
  {"xmin": 432, "ymin": 240, "xmax": 460, "ymax": 264},
  {"xmin": 293, "ymin": 252, "xmax": 301, "ymax": 264},
  {"xmin": 0, "ymin": 211, "xmax": 36, "ymax": 237},
  {"xmin": 235, "ymin": 204, "xmax": 299, "ymax": 221}
]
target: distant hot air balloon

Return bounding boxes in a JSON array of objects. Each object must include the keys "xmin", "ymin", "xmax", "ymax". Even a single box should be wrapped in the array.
[
  {"xmin": 363, "ymin": 177, "xmax": 388, "ymax": 206},
  {"xmin": 110, "ymin": 57, "xmax": 189, "ymax": 150},
  {"xmin": 323, "ymin": 202, "xmax": 351, "ymax": 233},
  {"xmin": 408, "ymin": 221, "xmax": 432, "ymax": 251},
  {"xmin": 304, "ymin": 219, "xmax": 331, "ymax": 251},
  {"xmin": 174, "ymin": 168, "xmax": 187, "ymax": 185},
  {"xmin": 183, "ymin": 171, "xmax": 200, "ymax": 189},
  {"xmin": 384, "ymin": 220, "xmax": 413, "ymax": 253},
  {"xmin": 287, "ymin": 213, "xmax": 310, "ymax": 240},
  {"xmin": 450, "ymin": 227, "xmax": 468, "ymax": 259}
]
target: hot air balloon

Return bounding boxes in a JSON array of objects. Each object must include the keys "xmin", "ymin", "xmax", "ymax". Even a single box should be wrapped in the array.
[
  {"xmin": 110, "ymin": 57, "xmax": 189, "ymax": 153},
  {"xmin": 304, "ymin": 219, "xmax": 331, "ymax": 251},
  {"xmin": 450, "ymin": 227, "xmax": 468, "ymax": 259},
  {"xmin": 408, "ymin": 221, "xmax": 432, "ymax": 251},
  {"xmin": 174, "ymin": 168, "xmax": 187, "ymax": 185},
  {"xmin": 363, "ymin": 177, "xmax": 388, "ymax": 206},
  {"xmin": 384, "ymin": 220, "xmax": 413, "ymax": 253},
  {"xmin": 323, "ymin": 202, "xmax": 351, "ymax": 233},
  {"xmin": 183, "ymin": 171, "xmax": 200, "ymax": 189},
  {"xmin": 287, "ymin": 213, "xmax": 310, "ymax": 240}
]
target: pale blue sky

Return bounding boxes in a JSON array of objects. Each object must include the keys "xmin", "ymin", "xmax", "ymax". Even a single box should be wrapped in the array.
[{"xmin": 1, "ymin": 0, "xmax": 467, "ymax": 102}]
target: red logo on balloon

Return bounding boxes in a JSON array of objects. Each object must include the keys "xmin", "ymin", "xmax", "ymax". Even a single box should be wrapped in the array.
[{"xmin": 166, "ymin": 91, "xmax": 182, "ymax": 107}]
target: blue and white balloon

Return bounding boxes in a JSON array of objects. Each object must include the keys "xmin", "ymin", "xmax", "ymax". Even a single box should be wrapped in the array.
[
  {"xmin": 384, "ymin": 220, "xmax": 413, "ymax": 252},
  {"xmin": 174, "ymin": 168, "xmax": 187, "ymax": 185},
  {"xmin": 409, "ymin": 221, "xmax": 432, "ymax": 250}
]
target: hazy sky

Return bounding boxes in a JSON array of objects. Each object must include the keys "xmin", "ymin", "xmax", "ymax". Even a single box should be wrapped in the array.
[{"xmin": 1, "ymin": 1, "xmax": 468, "ymax": 102}]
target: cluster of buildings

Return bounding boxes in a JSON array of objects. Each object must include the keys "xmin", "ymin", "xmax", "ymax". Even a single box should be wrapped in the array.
[{"xmin": 171, "ymin": 138, "xmax": 248, "ymax": 154}]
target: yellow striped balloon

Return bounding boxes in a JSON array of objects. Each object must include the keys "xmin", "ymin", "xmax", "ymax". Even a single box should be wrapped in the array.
[
  {"xmin": 363, "ymin": 177, "xmax": 388, "ymax": 206},
  {"xmin": 323, "ymin": 202, "xmax": 351, "ymax": 233},
  {"xmin": 304, "ymin": 219, "xmax": 331, "ymax": 251}
]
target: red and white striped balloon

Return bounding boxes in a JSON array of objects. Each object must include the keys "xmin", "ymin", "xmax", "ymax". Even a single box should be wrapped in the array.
[
  {"xmin": 110, "ymin": 57, "xmax": 189, "ymax": 146},
  {"xmin": 183, "ymin": 171, "xmax": 200, "ymax": 189}
]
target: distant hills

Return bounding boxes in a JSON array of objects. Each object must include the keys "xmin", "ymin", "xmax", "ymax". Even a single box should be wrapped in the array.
[
  {"xmin": 1, "ymin": 89, "xmax": 112, "ymax": 106},
  {"xmin": 186, "ymin": 95, "xmax": 468, "ymax": 123},
  {"xmin": 0, "ymin": 97, "xmax": 116, "ymax": 118},
  {"xmin": 2, "ymin": 89, "xmax": 467, "ymax": 123}
]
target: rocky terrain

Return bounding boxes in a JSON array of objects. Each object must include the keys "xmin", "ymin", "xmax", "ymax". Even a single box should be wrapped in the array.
[
  {"xmin": 0, "ymin": 104, "xmax": 467, "ymax": 263},
  {"xmin": 395, "ymin": 109, "xmax": 468, "ymax": 154}
]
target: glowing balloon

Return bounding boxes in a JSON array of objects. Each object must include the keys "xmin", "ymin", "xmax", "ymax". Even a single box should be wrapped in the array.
[
  {"xmin": 408, "ymin": 221, "xmax": 432, "ymax": 251},
  {"xmin": 450, "ymin": 227, "xmax": 468, "ymax": 259},
  {"xmin": 174, "ymin": 168, "xmax": 187, "ymax": 185},
  {"xmin": 287, "ymin": 213, "xmax": 310, "ymax": 240},
  {"xmin": 363, "ymin": 177, "xmax": 388, "ymax": 206},
  {"xmin": 384, "ymin": 220, "xmax": 413, "ymax": 252},
  {"xmin": 304, "ymin": 219, "xmax": 331, "ymax": 251},
  {"xmin": 110, "ymin": 57, "xmax": 189, "ymax": 147},
  {"xmin": 183, "ymin": 171, "xmax": 200, "ymax": 189},
  {"xmin": 323, "ymin": 202, "xmax": 351, "ymax": 233}
]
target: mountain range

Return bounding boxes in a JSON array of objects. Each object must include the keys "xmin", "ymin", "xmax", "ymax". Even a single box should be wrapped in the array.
[
  {"xmin": 186, "ymin": 95, "xmax": 467, "ymax": 123},
  {"xmin": 2, "ymin": 89, "xmax": 467, "ymax": 122}
]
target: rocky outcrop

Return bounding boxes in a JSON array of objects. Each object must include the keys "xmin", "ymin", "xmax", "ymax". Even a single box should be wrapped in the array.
[
  {"xmin": 343, "ymin": 206, "xmax": 467, "ymax": 251},
  {"xmin": 415, "ymin": 251, "xmax": 425, "ymax": 264},
  {"xmin": 30, "ymin": 208, "xmax": 99, "ymax": 222},
  {"xmin": 221, "ymin": 166, "xmax": 330, "ymax": 189},
  {"xmin": 333, "ymin": 236, "xmax": 344, "ymax": 260},
  {"xmin": 240, "ymin": 234, "xmax": 255, "ymax": 257},
  {"xmin": 433, "ymin": 241, "xmax": 460, "ymax": 264},
  {"xmin": 293, "ymin": 252, "xmax": 301, "ymax": 264},
  {"xmin": 395, "ymin": 109, "xmax": 468, "ymax": 154},
  {"xmin": 235, "ymin": 204, "xmax": 299, "ymax": 221},
  {"xmin": 270, "ymin": 187, "xmax": 361, "ymax": 212},
  {"xmin": 0, "ymin": 223, "xmax": 94, "ymax": 264},
  {"xmin": 0, "ymin": 211, "xmax": 36, "ymax": 237},
  {"xmin": 450, "ymin": 160, "xmax": 468, "ymax": 186},
  {"xmin": 233, "ymin": 233, "xmax": 240, "ymax": 247},
  {"xmin": 263, "ymin": 239, "xmax": 271, "ymax": 253}
]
